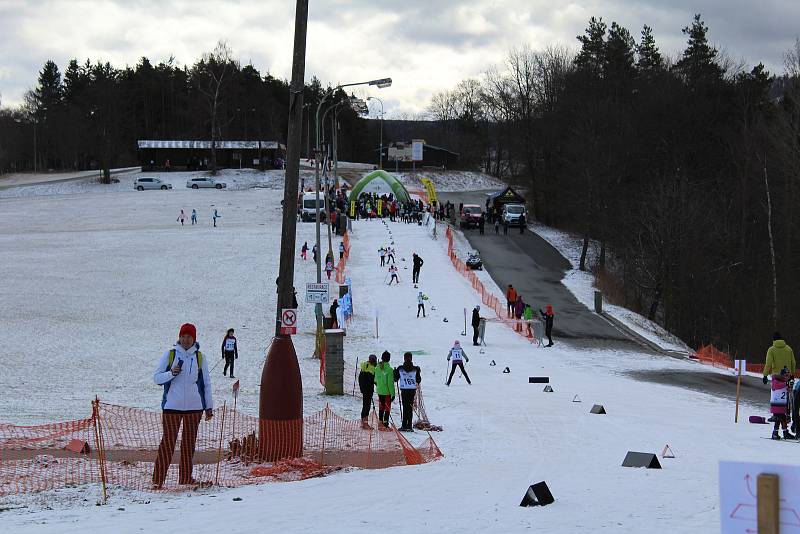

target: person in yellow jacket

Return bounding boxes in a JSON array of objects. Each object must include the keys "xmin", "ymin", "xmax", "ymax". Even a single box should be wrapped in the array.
[
  {"xmin": 374, "ymin": 351, "xmax": 395, "ymax": 429},
  {"xmin": 358, "ymin": 354, "xmax": 377, "ymax": 429},
  {"xmin": 762, "ymin": 332, "xmax": 796, "ymax": 384}
]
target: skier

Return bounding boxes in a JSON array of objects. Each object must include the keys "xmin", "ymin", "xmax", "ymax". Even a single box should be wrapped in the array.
[
  {"xmin": 374, "ymin": 351, "xmax": 395, "ymax": 429},
  {"xmin": 446, "ymin": 340, "xmax": 471, "ymax": 386},
  {"xmin": 540, "ymin": 305, "xmax": 555, "ymax": 347},
  {"xmin": 379, "ymin": 247, "xmax": 387, "ymax": 267},
  {"xmin": 358, "ymin": 354, "xmax": 378, "ymax": 429},
  {"xmin": 152, "ymin": 323, "xmax": 213, "ymax": 489},
  {"xmin": 339, "ymin": 241, "xmax": 346, "ymax": 260},
  {"xmin": 768, "ymin": 368, "xmax": 795, "ymax": 440},
  {"xmin": 388, "ymin": 264, "xmax": 400, "ymax": 285},
  {"xmin": 212, "ymin": 209, "xmax": 220, "ymax": 227},
  {"xmin": 221, "ymin": 328, "xmax": 238, "ymax": 378},
  {"xmin": 471, "ymin": 305, "xmax": 482, "ymax": 346},
  {"xmin": 506, "ymin": 285, "xmax": 517, "ymax": 318},
  {"xmin": 394, "ymin": 352, "xmax": 422, "ymax": 431},
  {"xmin": 412, "ymin": 253, "xmax": 424, "ymax": 285},
  {"xmin": 191, "ymin": 209, "xmax": 197, "ymax": 225},
  {"xmin": 417, "ymin": 291, "xmax": 427, "ymax": 318},
  {"xmin": 177, "ymin": 209, "xmax": 187, "ymax": 226},
  {"xmin": 301, "ymin": 241, "xmax": 308, "ymax": 260},
  {"xmin": 312, "ymin": 243, "xmax": 318, "ymax": 264},
  {"xmin": 387, "ymin": 247, "xmax": 395, "ymax": 264},
  {"xmin": 325, "ymin": 259, "xmax": 334, "ymax": 280}
]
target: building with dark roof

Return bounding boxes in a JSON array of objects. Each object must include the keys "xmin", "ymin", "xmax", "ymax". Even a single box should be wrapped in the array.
[{"xmin": 137, "ymin": 140, "xmax": 286, "ymax": 171}]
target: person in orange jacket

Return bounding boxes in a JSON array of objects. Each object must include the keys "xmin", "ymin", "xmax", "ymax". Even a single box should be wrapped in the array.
[{"xmin": 506, "ymin": 284, "xmax": 518, "ymax": 318}]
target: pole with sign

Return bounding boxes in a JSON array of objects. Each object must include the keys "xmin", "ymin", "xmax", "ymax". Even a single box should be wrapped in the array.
[
  {"xmin": 280, "ymin": 308, "xmax": 298, "ymax": 335},
  {"xmin": 735, "ymin": 359, "xmax": 745, "ymax": 423}
]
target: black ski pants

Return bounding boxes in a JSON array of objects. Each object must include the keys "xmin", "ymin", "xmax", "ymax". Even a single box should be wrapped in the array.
[
  {"xmin": 223, "ymin": 351, "xmax": 235, "ymax": 376},
  {"xmin": 412, "ymin": 268, "xmax": 420, "ymax": 283},
  {"xmin": 400, "ymin": 388, "xmax": 416, "ymax": 429},
  {"xmin": 360, "ymin": 384, "xmax": 374, "ymax": 419},
  {"xmin": 472, "ymin": 324, "xmax": 480, "ymax": 345},
  {"xmin": 417, "ymin": 303, "xmax": 426, "ymax": 317},
  {"xmin": 447, "ymin": 361, "xmax": 471, "ymax": 385}
]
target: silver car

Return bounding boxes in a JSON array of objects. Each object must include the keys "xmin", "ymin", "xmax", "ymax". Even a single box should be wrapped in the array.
[
  {"xmin": 186, "ymin": 177, "xmax": 227, "ymax": 189},
  {"xmin": 134, "ymin": 177, "xmax": 172, "ymax": 190}
]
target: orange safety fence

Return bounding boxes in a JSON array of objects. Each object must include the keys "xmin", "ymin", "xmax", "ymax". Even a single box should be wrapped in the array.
[
  {"xmin": 695, "ymin": 345, "xmax": 764, "ymax": 374},
  {"xmin": 0, "ymin": 399, "xmax": 442, "ymax": 498},
  {"xmin": 444, "ymin": 226, "xmax": 538, "ymax": 342}
]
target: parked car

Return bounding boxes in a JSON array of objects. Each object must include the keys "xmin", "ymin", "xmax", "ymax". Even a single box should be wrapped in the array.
[
  {"xmin": 299, "ymin": 192, "xmax": 327, "ymax": 222},
  {"xmin": 134, "ymin": 177, "xmax": 172, "ymax": 191},
  {"xmin": 459, "ymin": 204, "xmax": 483, "ymax": 229},
  {"xmin": 186, "ymin": 177, "xmax": 227, "ymax": 189},
  {"xmin": 501, "ymin": 203, "xmax": 526, "ymax": 226}
]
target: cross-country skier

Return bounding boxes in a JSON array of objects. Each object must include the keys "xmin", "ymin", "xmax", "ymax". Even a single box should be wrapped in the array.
[
  {"xmin": 412, "ymin": 253, "xmax": 424, "ymax": 284},
  {"xmin": 540, "ymin": 305, "xmax": 555, "ymax": 347},
  {"xmin": 325, "ymin": 259, "xmax": 334, "ymax": 280},
  {"xmin": 312, "ymin": 243, "xmax": 318, "ymax": 264},
  {"xmin": 387, "ymin": 247, "xmax": 395, "ymax": 264},
  {"xmin": 394, "ymin": 352, "xmax": 422, "ymax": 431},
  {"xmin": 379, "ymin": 247, "xmax": 387, "ymax": 267},
  {"xmin": 358, "ymin": 354, "xmax": 378, "ymax": 429},
  {"xmin": 339, "ymin": 241, "xmax": 346, "ymax": 260},
  {"xmin": 221, "ymin": 328, "xmax": 238, "ymax": 378},
  {"xmin": 446, "ymin": 340, "xmax": 471, "ymax": 386},
  {"xmin": 388, "ymin": 264, "xmax": 400, "ymax": 285},
  {"xmin": 417, "ymin": 291, "xmax": 427, "ymax": 318},
  {"xmin": 375, "ymin": 351, "xmax": 395, "ymax": 429},
  {"xmin": 769, "ymin": 368, "xmax": 795, "ymax": 440},
  {"xmin": 301, "ymin": 241, "xmax": 308, "ymax": 260}
]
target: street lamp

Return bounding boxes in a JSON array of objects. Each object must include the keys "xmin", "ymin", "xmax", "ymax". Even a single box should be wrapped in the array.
[
  {"xmin": 311, "ymin": 77, "xmax": 391, "ymax": 355},
  {"xmin": 367, "ymin": 96, "xmax": 384, "ymax": 169}
]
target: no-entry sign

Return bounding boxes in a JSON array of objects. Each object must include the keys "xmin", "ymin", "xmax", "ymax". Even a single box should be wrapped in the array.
[{"xmin": 280, "ymin": 308, "xmax": 297, "ymax": 335}]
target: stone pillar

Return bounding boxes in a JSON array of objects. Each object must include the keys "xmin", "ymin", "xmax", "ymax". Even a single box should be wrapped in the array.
[
  {"xmin": 324, "ymin": 329, "xmax": 345, "ymax": 395},
  {"xmin": 594, "ymin": 290, "xmax": 603, "ymax": 314}
]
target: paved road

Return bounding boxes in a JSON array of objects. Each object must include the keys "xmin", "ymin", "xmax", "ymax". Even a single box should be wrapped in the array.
[
  {"xmin": 439, "ymin": 189, "xmax": 772, "ymax": 408},
  {"xmin": 0, "ymin": 167, "xmax": 140, "ymax": 189},
  {"xmin": 439, "ymin": 190, "xmax": 632, "ymax": 344}
]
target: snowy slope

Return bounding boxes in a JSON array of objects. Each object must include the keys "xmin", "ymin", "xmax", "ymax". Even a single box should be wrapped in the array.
[{"xmin": 0, "ymin": 181, "xmax": 787, "ymax": 534}]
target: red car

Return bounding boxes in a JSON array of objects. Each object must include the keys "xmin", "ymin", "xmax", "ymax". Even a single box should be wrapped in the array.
[{"xmin": 459, "ymin": 204, "xmax": 483, "ymax": 229}]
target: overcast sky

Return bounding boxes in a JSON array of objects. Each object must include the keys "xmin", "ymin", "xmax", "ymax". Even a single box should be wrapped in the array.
[{"xmin": 0, "ymin": 0, "xmax": 798, "ymax": 116}]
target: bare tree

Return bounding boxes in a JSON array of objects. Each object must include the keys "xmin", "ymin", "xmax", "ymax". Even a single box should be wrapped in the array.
[{"xmin": 195, "ymin": 40, "xmax": 238, "ymax": 175}]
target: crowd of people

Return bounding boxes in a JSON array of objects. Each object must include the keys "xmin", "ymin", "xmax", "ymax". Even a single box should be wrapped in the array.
[{"xmin": 357, "ymin": 351, "xmax": 422, "ymax": 432}]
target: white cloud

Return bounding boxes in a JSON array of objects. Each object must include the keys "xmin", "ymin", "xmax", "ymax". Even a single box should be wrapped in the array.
[{"xmin": 0, "ymin": 0, "xmax": 797, "ymax": 113}]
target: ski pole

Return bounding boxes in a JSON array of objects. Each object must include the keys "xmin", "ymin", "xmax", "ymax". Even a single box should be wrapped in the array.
[
  {"xmin": 352, "ymin": 357, "xmax": 359, "ymax": 396},
  {"xmin": 444, "ymin": 358, "xmax": 450, "ymax": 385}
]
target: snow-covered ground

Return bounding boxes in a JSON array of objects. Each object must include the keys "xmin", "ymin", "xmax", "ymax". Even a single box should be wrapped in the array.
[
  {"xmin": 529, "ymin": 222, "xmax": 692, "ymax": 355},
  {"xmin": 0, "ymin": 172, "xmax": 786, "ymax": 533},
  {"xmin": 395, "ymin": 170, "xmax": 505, "ymax": 193}
]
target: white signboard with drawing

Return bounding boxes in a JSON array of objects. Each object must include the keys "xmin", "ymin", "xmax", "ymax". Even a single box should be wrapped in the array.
[{"xmin": 720, "ymin": 460, "xmax": 800, "ymax": 533}]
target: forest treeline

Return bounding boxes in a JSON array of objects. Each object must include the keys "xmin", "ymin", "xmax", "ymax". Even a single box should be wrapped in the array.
[
  {"xmin": 426, "ymin": 14, "xmax": 800, "ymax": 360},
  {"xmin": 0, "ymin": 41, "xmax": 371, "ymax": 178}
]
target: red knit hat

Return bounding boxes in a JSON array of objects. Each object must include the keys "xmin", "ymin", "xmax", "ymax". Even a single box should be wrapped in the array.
[{"xmin": 179, "ymin": 323, "xmax": 197, "ymax": 340}]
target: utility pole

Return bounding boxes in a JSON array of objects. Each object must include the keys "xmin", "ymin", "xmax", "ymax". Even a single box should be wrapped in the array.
[
  {"xmin": 260, "ymin": 0, "xmax": 308, "ymax": 462},
  {"xmin": 367, "ymin": 96, "xmax": 384, "ymax": 169}
]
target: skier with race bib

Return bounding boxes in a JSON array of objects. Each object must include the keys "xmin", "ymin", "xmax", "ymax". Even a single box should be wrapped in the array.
[
  {"xmin": 221, "ymin": 328, "xmax": 238, "ymax": 378},
  {"xmin": 446, "ymin": 340, "xmax": 471, "ymax": 386},
  {"xmin": 394, "ymin": 352, "xmax": 422, "ymax": 431},
  {"xmin": 763, "ymin": 332, "xmax": 796, "ymax": 440}
]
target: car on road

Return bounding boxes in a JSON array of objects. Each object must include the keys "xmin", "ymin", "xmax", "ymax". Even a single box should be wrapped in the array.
[
  {"xmin": 186, "ymin": 177, "xmax": 227, "ymax": 189},
  {"xmin": 134, "ymin": 177, "xmax": 172, "ymax": 191},
  {"xmin": 501, "ymin": 203, "xmax": 526, "ymax": 226},
  {"xmin": 299, "ymin": 192, "xmax": 327, "ymax": 222},
  {"xmin": 459, "ymin": 204, "xmax": 483, "ymax": 229}
]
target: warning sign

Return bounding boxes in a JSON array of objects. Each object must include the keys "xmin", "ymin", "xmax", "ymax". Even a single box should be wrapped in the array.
[{"xmin": 280, "ymin": 308, "xmax": 297, "ymax": 335}]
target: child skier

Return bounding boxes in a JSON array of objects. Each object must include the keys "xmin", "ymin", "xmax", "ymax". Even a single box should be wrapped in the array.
[
  {"xmin": 417, "ymin": 291, "xmax": 427, "ymax": 318},
  {"xmin": 374, "ymin": 351, "xmax": 395, "ymax": 429},
  {"xmin": 301, "ymin": 241, "xmax": 308, "ymax": 260},
  {"xmin": 339, "ymin": 241, "xmax": 346, "ymax": 260},
  {"xmin": 221, "ymin": 328, "xmax": 238, "ymax": 378},
  {"xmin": 769, "ymin": 368, "xmax": 795, "ymax": 440},
  {"xmin": 446, "ymin": 340, "xmax": 471, "ymax": 386},
  {"xmin": 379, "ymin": 247, "xmax": 387, "ymax": 267},
  {"xmin": 325, "ymin": 260, "xmax": 334, "ymax": 280},
  {"xmin": 191, "ymin": 209, "xmax": 197, "ymax": 225},
  {"xmin": 387, "ymin": 247, "xmax": 395, "ymax": 264},
  {"xmin": 388, "ymin": 265, "xmax": 400, "ymax": 285}
]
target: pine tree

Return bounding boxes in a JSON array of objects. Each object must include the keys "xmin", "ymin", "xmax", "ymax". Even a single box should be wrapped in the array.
[
  {"xmin": 605, "ymin": 22, "xmax": 636, "ymax": 81},
  {"xmin": 636, "ymin": 25, "xmax": 663, "ymax": 73},
  {"xmin": 674, "ymin": 14, "xmax": 723, "ymax": 84},
  {"xmin": 575, "ymin": 17, "xmax": 607, "ymax": 75},
  {"xmin": 35, "ymin": 60, "xmax": 62, "ymax": 113}
]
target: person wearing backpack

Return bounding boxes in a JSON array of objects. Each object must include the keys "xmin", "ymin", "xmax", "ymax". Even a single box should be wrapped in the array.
[
  {"xmin": 221, "ymin": 328, "xmax": 238, "ymax": 378},
  {"xmin": 152, "ymin": 323, "xmax": 214, "ymax": 488}
]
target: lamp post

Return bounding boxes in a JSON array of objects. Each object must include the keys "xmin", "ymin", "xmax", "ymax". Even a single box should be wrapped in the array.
[
  {"xmin": 367, "ymin": 96, "xmax": 384, "ymax": 169},
  {"xmin": 311, "ymin": 78, "xmax": 391, "ymax": 355}
]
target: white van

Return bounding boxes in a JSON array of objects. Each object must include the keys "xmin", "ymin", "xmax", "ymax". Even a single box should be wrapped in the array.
[
  {"xmin": 501, "ymin": 203, "xmax": 526, "ymax": 226},
  {"xmin": 300, "ymin": 192, "xmax": 327, "ymax": 222}
]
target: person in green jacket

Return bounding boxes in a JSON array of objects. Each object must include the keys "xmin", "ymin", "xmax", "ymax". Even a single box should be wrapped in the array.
[
  {"xmin": 374, "ymin": 351, "xmax": 395, "ymax": 429},
  {"xmin": 762, "ymin": 332, "xmax": 796, "ymax": 384},
  {"xmin": 358, "ymin": 354, "xmax": 377, "ymax": 429},
  {"xmin": 523, "ymin": 304, "xmax": 534, "ymax": 337}
]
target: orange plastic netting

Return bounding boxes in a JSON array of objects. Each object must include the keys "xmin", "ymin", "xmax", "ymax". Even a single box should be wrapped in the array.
[{"xmin": 0, "ymin": 401, "xmax": 442, "ymax": 497}]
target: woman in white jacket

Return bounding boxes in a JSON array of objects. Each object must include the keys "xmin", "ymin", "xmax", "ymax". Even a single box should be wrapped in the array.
[{"xmin": 152, "ymin": 323, "xmax": 214, "ymax": 488}]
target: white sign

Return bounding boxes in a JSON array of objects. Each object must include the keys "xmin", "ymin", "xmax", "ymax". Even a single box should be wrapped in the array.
[
  {"xmin": 720, "ymin": 461, "xmax": 800, "ymax": 533},
  {"xmin": 411, "ymin": 139, "xmax": 424, "ymax": 162},
  {"xmin": 735, "ymin": 360, "xmax": 746, "ymax": 373},
  {"xmin": 280, "ymin": 308, "xmax": 297, "ymax": 335},
  {"xmin": 306, "ymin": 282, "xmax": 330, "ymax": 304}
]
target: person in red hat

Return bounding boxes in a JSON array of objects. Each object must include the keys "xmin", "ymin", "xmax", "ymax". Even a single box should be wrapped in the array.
[
  {"xmin": 540, "ymin": 305, "xmax": 555, "ymax": 347},
  {"xmin": 152, "ymin": 323, "xmax": 214, "ymax": 488}
]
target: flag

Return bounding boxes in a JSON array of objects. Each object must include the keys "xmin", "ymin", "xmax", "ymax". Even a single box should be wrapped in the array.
[{"xmin": 232, "ymin": 379, "xmax": 240, "ymax": 398}]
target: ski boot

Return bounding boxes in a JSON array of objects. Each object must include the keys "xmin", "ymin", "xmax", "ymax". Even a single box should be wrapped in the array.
[
  {"xmin": 784, "ymin": 429, "xmax": 796, "ymax": 440},
  {"xmin": 361, "ymin": 418, "xmax": 373, "ymax": 430},
  {"xmin": 772, "ymin": 430, "xmax": 781, "ymax": 440}
]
